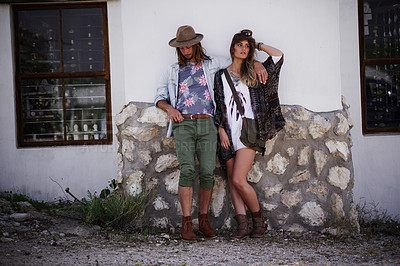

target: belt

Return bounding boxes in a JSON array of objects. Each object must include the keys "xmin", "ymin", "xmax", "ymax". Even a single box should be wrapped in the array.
[{"xmin": 182, "ymin": 114, "xmax": 212, "ymax": 119}]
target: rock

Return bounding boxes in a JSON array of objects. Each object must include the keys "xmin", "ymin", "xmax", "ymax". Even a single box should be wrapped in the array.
[
  {"xmin": 334, "ymin": 113, "xmax": 350, "ymax": 135},
  {"xmin": 247, "ymin": 161, "xmax": 263, "ymax": 183},
  {"xmin": 284, "ymin": 120, "xmax": 307, "ymax": 140},
  {"xmin": 289, "ymin": 170, "xmax": 311, "ymax": 184},
  {"xmin": 127, "ymin": 170, "xmax": 144, "ymax": 195},
  {"xmin": 164, "ymin": 170, "xmax": 179, "ymax": 195},
  {"xmin": 115, "ymin": 104, "xmax": 137, "ymax": 126},
  {"xmin": 121, "ymin": 139, "xmax": 135, "ymax": 162},
  {"xmin": 276, "ymin": 212, "xmax": 290, "ymax": 225},
  {"xmin": 155, "ymin": 154, "xmax": 179, "ymax": 173},
  {"xmin": 349, "ymin": 203, "xmax": 361, "ymax": 233},
  {"xmin": 266, "ymin": 153, "xmax": 289, "ymax": 175},
  {"xmin": 16, "ymin": 202, "xmax": 35, "ymax": 212},
  {"xmin": 152, "ymin": 142, "xmax": 162, "ymax": 153},
  {"xmin": 298, "ymin": 146, "xmax": 310, "ymax": 166},
  {"xmin": 292, "ymin": 107, "xmax": 311, "ymax": 121},
  {"xmin": 153, "ymin": 196, "xmax": 169, "ymax": 211},
  {"xmin": 309, "ymin": 115, "xmax": 331, "ymax": 139},
  {"xmin": 314, "ymin": 150, "xmax": 328, "ymax": 176},
  {"xmin": 307, "ymin": 179, "xmax": 328, "ymax": 198},
  {"xmin": 325, "ymin": 140, "xmax": 350, "ymax": 161},
  {"xmin": 10, "ymin": 213, "xmax": 31, "ymax": 222},
  {"xmin": 162, "ymin": 137, "xmax": 176, "ymax": 149},
  {"xmin": 327, "ymin": 166, "xmax": 351, "ymax": 190},
  {"xmin": 263, "ymin": 184, "xmax": 283, "ymax": 198},
  {"xmin": 264, "ymin": 135, "xmax": 278, "ymax": 156},
  {"xmin": 286, "ymin": 147, "xmax": 295, "ymax": 157},
  {"xmin": 139, "ymin": 150, "xmax": 152, "ymax": 165},
  {"xmin": 137, "ymin": 106, "xmax": 169, "ymax": 127},
  {"xmin": 299, "ymin": 202, "xmax": 326, "ymax": 227},
  {"xmin": 211, "ymin": 175, "xmax": 226, "ymax": 217},
  {"xmin": 72, "ymin": 226, "xmax": 95, "ymax": 237},
  {"xmin": 281, "ymin": 190, "xmax": 302, "ymax": 208},
  {"xmin": 0, "ymin": 237, "xmax": 13, "ymax": 243},
  {"xmin": 261, "ymin": 202, "xmax": 278, "ymax": 212},
  {"xmin": 121, "ymin": 126, "xmax": 159, "ymax": 142},
  {"xmin": 287, "ymin": 224, "xmax": 306, "ymax": 233},
  {"xmin": 330, "ymin": 193, "xmax": 345, "ymax": 220}
]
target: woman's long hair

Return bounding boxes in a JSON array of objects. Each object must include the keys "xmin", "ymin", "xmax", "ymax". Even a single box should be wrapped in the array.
[
  {"xmin": 176, "ymin": 42, "xmax": 210, "ymax": 67},
  {"xmin": 230, "ymin": 29, "xmax": 257, "ymax": 87}
]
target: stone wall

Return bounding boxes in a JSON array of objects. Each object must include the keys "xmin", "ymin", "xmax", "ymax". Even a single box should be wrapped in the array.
[{"xmin": 115, "ymin": 98, "xmax": 359, "ymax": 235}]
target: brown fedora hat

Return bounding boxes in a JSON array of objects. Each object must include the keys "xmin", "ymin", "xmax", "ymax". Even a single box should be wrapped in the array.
[{"xmin": 169, "ymin": 25, "xmax": 203, "ymax": 47}]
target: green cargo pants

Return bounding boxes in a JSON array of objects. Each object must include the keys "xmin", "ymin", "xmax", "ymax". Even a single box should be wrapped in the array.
[{"xmin": 172, "ymin": 117, "xmax": 217, "ymax": 190}]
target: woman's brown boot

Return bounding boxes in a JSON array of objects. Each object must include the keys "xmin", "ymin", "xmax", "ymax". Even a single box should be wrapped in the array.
[
  {"xmin": 232, "ymin": 214, "xmax": 250, "ymax": 239},
  {"xmin": 250, "ymin": 211, "xmax": 267, "ymax": 238},
  {"xmin": 198, "ymin": 213, "xmax": 217, "ymax": 238},
  {"xmin": 181, "ymin": 216, "xmax": 197, "ymax": 241}
]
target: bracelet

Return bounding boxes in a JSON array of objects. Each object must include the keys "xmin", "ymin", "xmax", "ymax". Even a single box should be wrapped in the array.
[{"xmin": 257, "ymin": 42, "xmax": 263, "ymax": 51}]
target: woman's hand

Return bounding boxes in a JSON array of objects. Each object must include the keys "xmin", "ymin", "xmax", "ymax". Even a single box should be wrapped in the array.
[
  {"xmin": 218, "ymin": 127, "xmax": 231, "ymax": 150},
  {"xmin": 254, "ymin": 61, "xmax": 268, "ymax": 84}
]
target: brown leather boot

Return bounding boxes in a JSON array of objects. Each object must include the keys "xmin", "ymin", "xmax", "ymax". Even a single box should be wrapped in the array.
[
  {"xmin": 250, "ymin": 211, "xmax": 267, "ymax": 238},
  {"xmin": 198, "ymin": 213, "xmax": 217, "ymax": 238},
  {"xmin": 181, "ymin": 216, "xmax": 197, "ymax": 241},
  {"xmin": 232, "ymin": 214, "xmax": 250, "ymax": 239}
]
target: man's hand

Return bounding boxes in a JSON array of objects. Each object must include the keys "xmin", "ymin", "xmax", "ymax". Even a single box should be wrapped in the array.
[
  {"xmin": 167, "ymin": 106, "xmax": 184, "ymax": 123},
  {"xmin": 157, "ymin": 100, "xmax": 184, "ymax": 123},
  {"xmin": 254, "ymin": 61, "xmax": 268, "ymax": 84}
]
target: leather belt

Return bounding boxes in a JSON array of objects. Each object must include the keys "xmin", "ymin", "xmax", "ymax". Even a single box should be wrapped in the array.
[{"xmin": 182, "ymin": 114, "xmax": 212, "ymax": 119}]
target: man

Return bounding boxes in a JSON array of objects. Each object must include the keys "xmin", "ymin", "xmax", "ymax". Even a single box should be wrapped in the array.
[{"xmin": 154, "ymin": 25, "xmax": 267, "ymax": 241}]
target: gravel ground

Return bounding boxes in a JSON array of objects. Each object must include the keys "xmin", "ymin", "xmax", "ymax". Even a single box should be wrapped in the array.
[
  {"xmin": 1, "ymin": 220, "xmax": 400, "ymax": 265},
  {"xmin": 1, "ymin": 198, "xmax": 399, "ymax": 265}
]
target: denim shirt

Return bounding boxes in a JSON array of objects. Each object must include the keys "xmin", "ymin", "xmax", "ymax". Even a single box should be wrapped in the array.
[{"xmin": 154, "ymin": 56, "xmax": 231, "ymax": 137}]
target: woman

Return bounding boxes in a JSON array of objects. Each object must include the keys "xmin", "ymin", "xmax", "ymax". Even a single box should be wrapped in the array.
[{"xmin": 214, "ymin": 29, "xmax": 285, "ymax": 239}]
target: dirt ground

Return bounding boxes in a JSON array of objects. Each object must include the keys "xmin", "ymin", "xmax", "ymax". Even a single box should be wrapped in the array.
[{"xmin": 1, "ymin": 198, "xmax": 400, "ymax": 265}]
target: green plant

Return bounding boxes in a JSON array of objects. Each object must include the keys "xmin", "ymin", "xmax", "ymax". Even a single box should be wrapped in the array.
[
  {"xmin": 2, "ymin": 191, "xmax": 59, "ymax": 211},
  {"xmin": 356, "ymin": 199, "xmax": 400, "ymax": 236},
  {"xmin": 79, "ymin": 179, "xmax": 157, "ymax": 230}
]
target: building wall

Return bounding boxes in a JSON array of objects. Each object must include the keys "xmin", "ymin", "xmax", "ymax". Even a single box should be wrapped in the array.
[
  {"xmin": 121, "ymin": 0, "xmax": 343, "ymax": 112},
  {"xmin": 338, "ymin": 0, "xmax": 400, "ymax": 218},
  {"xmin": 0, "ymin": 0, "xmax": 398, "ymax": 218},
  {"xmin": 0, "ymin": 3, "xmax": 125, "ymax": 201}
]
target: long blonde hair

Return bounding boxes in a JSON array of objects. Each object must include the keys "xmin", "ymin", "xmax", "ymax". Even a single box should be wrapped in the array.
[
  {"xmin": 176, "ymin": 43, "xmax": 210, "ymax": 67},
  {"xmin": 229, "ymin": 29, "xmax": 257, "ymax": 87}
]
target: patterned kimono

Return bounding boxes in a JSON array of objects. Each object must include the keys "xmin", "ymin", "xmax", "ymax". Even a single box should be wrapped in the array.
[{"xmin": 214, "ymin": 55, "xmax": 285, "ymax": 165}]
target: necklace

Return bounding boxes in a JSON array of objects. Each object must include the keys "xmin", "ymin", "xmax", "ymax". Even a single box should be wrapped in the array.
[{"xmin": 229, "ymin": 70, "xmax": 241, "ymax": 86}]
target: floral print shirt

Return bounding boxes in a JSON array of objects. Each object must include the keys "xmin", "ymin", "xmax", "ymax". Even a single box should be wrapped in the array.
[{"xmin": 176, "ymin": 62, "xmax": 214, "ymax": 116}]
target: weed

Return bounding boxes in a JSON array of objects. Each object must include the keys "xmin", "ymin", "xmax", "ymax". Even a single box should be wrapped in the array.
[
  {"xmin": 77, "ymin": 179, "xmax": 157, "ymax": 230},
  {"xmin": 2, "ymin": 191, "xmax": 60, "ymax": 211},
  {"xmin": 356, "ymin": 199, "xmax": 400, "ymax": 236}
]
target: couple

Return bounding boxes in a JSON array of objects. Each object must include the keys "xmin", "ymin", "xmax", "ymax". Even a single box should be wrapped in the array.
[{"xmin": 154, "ymin": 25, "xmax": 284, "ymax": 241}]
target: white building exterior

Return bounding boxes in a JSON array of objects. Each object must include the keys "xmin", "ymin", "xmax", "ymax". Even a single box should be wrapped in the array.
[{"xmin": 0, "ymin": 0, "xmax": 399, "ymax": 218}]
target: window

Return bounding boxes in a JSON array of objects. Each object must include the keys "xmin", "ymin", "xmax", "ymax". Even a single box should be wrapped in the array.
[
  {"xmin": 359, "ymin": 0, "xmax": 400, "ymax": 134},
  {"xmin": 13, "ymin": 3, "xmax": 112, "ymax": 147}
]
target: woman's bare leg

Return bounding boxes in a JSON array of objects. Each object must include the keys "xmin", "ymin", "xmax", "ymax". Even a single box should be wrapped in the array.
[
  {"xmin": 226, "ymin": 157, "xmax": 246, "ymax": 215},
  {"xmin": 231, "ymin": 148, "xmax": 260, "ymax": 213}
]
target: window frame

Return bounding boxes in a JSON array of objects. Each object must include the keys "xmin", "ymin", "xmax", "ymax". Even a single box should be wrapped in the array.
[
  {"xmin": 358, "ymin": 0, "xmax": 400, "ymax": 134},
  {"xmin": 13, "ymin": 2, "xmax": 112, "ymax": 147}
]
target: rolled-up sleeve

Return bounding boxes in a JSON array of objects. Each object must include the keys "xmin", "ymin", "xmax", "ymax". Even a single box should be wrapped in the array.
[{"xmin": 154, "ymin": 67, "xmax": 171, "ymax": 107}]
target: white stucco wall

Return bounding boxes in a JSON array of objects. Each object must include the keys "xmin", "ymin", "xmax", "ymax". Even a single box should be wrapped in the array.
[
  {"xmin": 339, "ymin": 0, "xmax": 400, "ymax": 218},
  {"xmin": 0, "ymin": 3, "xmax": 125, "ymax": 201},
  {"xmin": 122, "ymin": 0, "xmax": 342, "ymax": 112}
]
